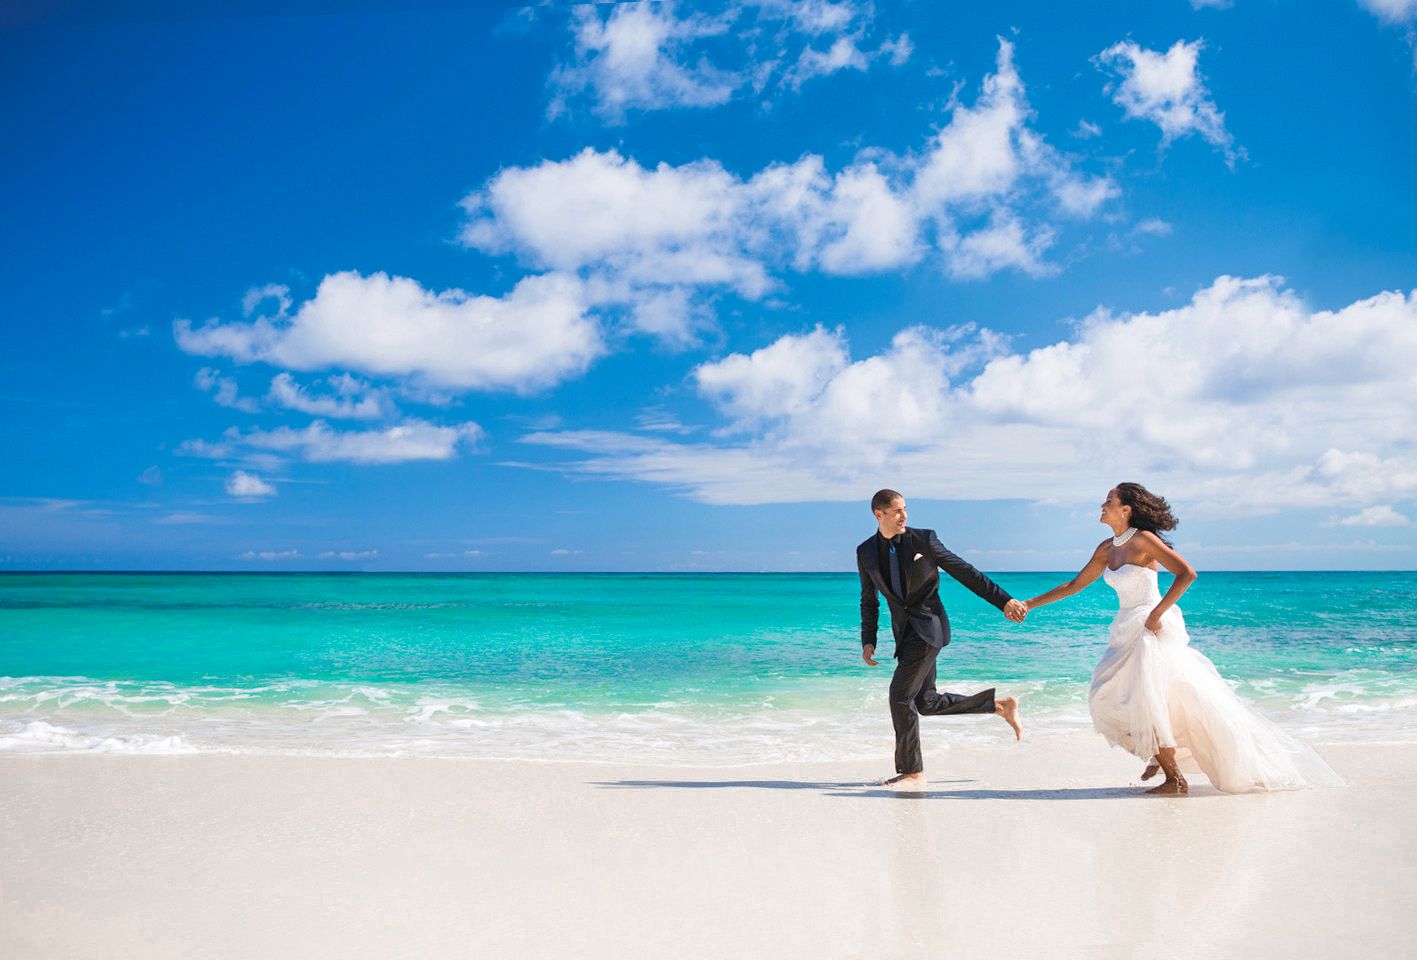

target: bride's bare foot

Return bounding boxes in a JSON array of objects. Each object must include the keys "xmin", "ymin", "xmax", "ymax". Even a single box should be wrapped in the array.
[
  {"xmin": 996, "ymin": 695, "xmax": 1023, "ymax": 741},
  {"xmin": 1145, "ymin": 777, "xmax": 1189, "ymax": 796},
  {"xmin": 1145, "ymin": 746, "xmax": 1187, "ymax": 795},
  {"xmin": 1141, "ymin": 761, "xmax": 1160, "ymax": 781},
  {"xmin": 880, "ymin": 772, "xmax": 927, "ymax": 790}
]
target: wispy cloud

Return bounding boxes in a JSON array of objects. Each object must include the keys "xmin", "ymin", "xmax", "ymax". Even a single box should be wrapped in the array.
[
  {"xmin": 1360, "ymin": 0, "xmax": 1417, "ymax": 24},
  {"xmin": 238, "ymin": 549, "xmax": 302, "ymax": 561},
  {"xmin": 195, "ymin": 367, "xmax": 260, "ymax": 413},
  {"xmin": 1072, "ymin": 119, "xmax": 1103, "ymax": 140},
  {"xmin": 1328, "ymin": 505, "xmax": 1410, "ymax": 527},
  {"xmin": 1358, "ymin": 0, "xmax": 1417, "ymax": 66},
  {"xmin": 0, "ymin": 497, "xmax": 85, "ymax": 512},
  {"xmin": 547, "ymin": 0, "xmax": 910, "ymax": 121},
  {"xmin": 154, "ymin": 512, "xmax": 225, "ymax": 525},
  {"xmin": 268, "ymin": 373, "xmax": 392, "ymax": 420},
  {"xmin": 184, "ymin": 419, "xmax": 485, "ymax": 467}
]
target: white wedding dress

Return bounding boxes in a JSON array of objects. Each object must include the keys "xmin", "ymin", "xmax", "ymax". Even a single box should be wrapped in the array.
[{"xmin": 1090, "ymin": 564, "xmax": 1340, "ymax": 793}]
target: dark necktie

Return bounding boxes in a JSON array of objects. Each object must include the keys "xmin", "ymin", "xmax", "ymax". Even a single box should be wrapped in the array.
[{"xmin": 888, "ymin": 538, "xmax": 904, "ymax": 598}]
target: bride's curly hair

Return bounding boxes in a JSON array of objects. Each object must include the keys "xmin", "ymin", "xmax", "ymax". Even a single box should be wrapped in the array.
[{"xmin": 1116, "ymin": 482, "xmax": 1178, "ymax": 545}]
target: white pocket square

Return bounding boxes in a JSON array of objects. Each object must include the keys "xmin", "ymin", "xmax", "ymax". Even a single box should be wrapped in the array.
[{"xmin": 913, "ymin": 553, "xmax": 924, "ymax": 561}]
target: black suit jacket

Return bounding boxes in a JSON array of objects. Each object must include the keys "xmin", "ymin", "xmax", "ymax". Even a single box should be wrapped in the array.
[{"xmin": 857, "ymin": 527, "xmax": 1012, "ymax": 653}]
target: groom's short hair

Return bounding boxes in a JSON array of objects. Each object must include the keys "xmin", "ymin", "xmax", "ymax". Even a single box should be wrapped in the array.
[{"xmin": 870, "ymin": 488, "xmax": 903, "ymax": 513}]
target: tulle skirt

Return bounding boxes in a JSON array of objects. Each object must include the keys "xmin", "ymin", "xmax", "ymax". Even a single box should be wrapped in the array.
[{"xmin": 1088, "ymin": 604, "xmax": 1341, "ymax": 793}]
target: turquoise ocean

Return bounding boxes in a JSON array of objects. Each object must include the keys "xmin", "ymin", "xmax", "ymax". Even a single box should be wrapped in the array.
[{"xmin": 2, "ymin": 572, "xmax": 1414, "ymax": 763}]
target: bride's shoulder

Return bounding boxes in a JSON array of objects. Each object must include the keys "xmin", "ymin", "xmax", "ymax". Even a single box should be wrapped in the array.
[{"xmin": 1134, "ymin": 529, "xmax": 1186, "ymax": 564}]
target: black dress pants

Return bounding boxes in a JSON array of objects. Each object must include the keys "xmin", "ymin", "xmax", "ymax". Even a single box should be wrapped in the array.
[{"xmin": 889, "ymin": 635, "xmax": 996, "ymax": 774}]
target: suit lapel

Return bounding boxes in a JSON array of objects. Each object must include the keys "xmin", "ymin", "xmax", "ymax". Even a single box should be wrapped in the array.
[
  {"xmin": 863, "ymin": 536, "xmax": 901, "ymax": 604},
  {"xmin": 899, "ymin": 529, "xmax": 916, "ymax": 602},
  {"xmin": 899, "ymin": 529, "xmax": 933, "ymax": 604}
]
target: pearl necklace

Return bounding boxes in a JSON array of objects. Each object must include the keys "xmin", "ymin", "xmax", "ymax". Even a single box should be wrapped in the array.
[{"xmin": 1112, "ymin": 527, "xmax": 1138, "ymax": 547}]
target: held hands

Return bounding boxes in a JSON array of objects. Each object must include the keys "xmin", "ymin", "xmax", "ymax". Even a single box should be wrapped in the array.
[{"xmin": 864, "ymin": 598, "xmax": 1026, "ymax": 665}]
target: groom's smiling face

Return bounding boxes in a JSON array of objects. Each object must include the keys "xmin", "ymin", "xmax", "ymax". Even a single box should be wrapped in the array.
[{"xmin": 874, "ymin": 497, "xmax": 907, "ymax": 538}]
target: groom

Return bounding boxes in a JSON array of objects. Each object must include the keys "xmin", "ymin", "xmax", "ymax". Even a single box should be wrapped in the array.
[{"xmin": 858, "ymin": 489, "xmax": 1026, "ymax": 788}]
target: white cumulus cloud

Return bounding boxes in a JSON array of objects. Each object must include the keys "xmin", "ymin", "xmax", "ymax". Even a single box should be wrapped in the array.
[
  {"xmin": 463, "ymin": 147, "xmax": 773, "ymax": 297},
  {"xmin": 226, "ymin": 470, "xmax": 276, "ymax": 499},
  {"xmin": 522, "ymin": 277, "xmax": 1417, "ymax": 513},
  {"xmin": 695, "ymin": 326, "xmax": 850, "ymax": 427},
  {"xmin": 940, "ymin": 212, "xmax": 1057, "ymax": 280},
  {"xmin": 465, "ymin": 40, "xmax": 1116, "ymax": 338},
  {"xmin": 1096, "ymin": 39, "xmax": 1240, "ymax": 166},
  {"xmin": 176, "ymin": 271, "xmax": 601, "ymax": 394}
]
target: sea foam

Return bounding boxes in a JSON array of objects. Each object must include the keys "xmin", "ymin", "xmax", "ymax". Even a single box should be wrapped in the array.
[{"xmin": 0, "ymin": 719, "xmax": 197, "ymax": 754}]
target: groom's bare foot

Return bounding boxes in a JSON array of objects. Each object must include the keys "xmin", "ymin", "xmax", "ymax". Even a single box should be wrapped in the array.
[
  {"xmin": 1141, "ymin": 761, "xmax": 1161, "ymax": 781},
  {"xmin": 880, "ymin": 772, "xmax": 927, "ymax": 790},
  {"xmin": 1145, "ymin": 777, "xmax": 1189, "ymax": 796},
  {"xmin": 996, "ymin": 695, "xmax": 1023, "ymax": 741}
]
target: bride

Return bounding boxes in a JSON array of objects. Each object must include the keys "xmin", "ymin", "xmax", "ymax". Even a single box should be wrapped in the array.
[{"xmin": 1023, "ymin": 483, "xmax": 1338, "ymax": 795}]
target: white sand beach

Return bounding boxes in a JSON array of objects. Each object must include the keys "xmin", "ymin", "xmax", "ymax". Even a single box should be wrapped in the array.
[{"xmin": 2, "ymin": 737, "xmax": 1412, "ymax": 959}]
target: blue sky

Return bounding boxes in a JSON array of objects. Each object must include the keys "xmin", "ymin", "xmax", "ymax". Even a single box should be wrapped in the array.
[{"xmin": 2, "ymin": 0, "xmax": 1416, "ymax": 572}]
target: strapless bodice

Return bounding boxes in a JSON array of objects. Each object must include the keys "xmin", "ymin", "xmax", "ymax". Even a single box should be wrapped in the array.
[{"xmin": 1102, "ymin": 563, "xmax": 1162, "ymax": 609}]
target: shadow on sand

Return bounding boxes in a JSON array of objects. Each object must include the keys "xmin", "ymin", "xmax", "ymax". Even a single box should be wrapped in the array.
[
  {"xmin": 827, "ymin": 786, "xmax": 1151, "ymax": 800},
  {"xmin": 590, "ymin": 779, "xmax": 1159, "ymax": 800}
]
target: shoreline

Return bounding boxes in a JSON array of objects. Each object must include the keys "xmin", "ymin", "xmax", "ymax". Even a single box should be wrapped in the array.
[
  {"xmin": 3, "ymin": 737, "xmax": 1411, "ymax": 958},
  {"xmin": 3, "ymin": 705, "xmax": 1397, "ymax": 764}
]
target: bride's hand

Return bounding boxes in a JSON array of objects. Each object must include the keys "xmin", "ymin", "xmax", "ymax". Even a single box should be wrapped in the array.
[{"xmin": 1144, "ymin": 609, "xmax": 1163, "ymax": 633}]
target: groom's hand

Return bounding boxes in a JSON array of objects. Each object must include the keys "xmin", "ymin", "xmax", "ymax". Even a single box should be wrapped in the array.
[
  {"xmin": 1004, "ymin": 599, "xmax": 1028, "ymax": 623},
  {"xmin": 862, "ymin": 644, "xmax": 878, "ymax": 666}
]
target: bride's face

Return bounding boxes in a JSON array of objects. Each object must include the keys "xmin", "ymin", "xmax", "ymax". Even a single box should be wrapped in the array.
[{"xmin": 1100, "ymin": 488, "xmax": 1129, "ymax": 526}]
